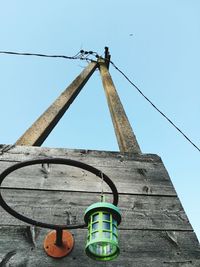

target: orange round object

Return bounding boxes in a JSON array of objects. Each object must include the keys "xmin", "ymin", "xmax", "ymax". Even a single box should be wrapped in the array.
[{"xmin": 43, "ymin": 230, "xmax": 74, "ymax": 258}]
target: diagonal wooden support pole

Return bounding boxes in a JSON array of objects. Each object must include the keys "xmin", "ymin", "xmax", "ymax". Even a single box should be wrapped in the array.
[
  {"xmin": 16, "ymin": 61, "xmax": 98, "ymax": 146},
  {"xmin": 99, "ymin": 59, "xmax": 141, "ymax": 154}
]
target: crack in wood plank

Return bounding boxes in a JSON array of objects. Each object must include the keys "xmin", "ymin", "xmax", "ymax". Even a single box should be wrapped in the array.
[
  {"xmin": 0, "ymin": 145, "xmax": 15, "ymax": 155},
  {"xmin": 40, "ymin": 163, "xmax": 50, "ymax": 178},
  {"xmin": 163, "ymin": 260, "xmax": 193, "ymax": 264},
  {"xmin": 137, "ymin": 168, "xmax": 147, "ymax": 177},
  {"xmin": 0, "ymin": 250, "xmax": 16, "ymax": 267},
  {"xmin": 25, "ymin": 226, "xmax": 39, "ymax": 247},
  {"xmin": 165, "ymin": 231, "xmax": 178, "ymax": 247},
  {"xmin": 142, "ymin": 185, "xmax": 153, "ymax": 194}
]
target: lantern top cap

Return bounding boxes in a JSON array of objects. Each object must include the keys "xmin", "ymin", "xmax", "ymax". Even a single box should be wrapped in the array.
[{"xmin": 84, "ymin": 202, "xmax": 121, "ymax": 225}]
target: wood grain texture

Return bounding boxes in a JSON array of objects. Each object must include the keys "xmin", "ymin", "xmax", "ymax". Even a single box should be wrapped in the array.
[
  {"xmin": 0, "ymin": 146, "xmax": 176, "ymax": 196},
  {"xmin": 0, "ymin": 145, "xmax": 161, "ymax": 162},
  {"xmin": 0, "ymin": 145, "xmax": 199, "ymax": 266},
  {"xmin": 0, "ymin": 226, "xmax": 199, "ymax": 267},
  {"xmin": 0, "ymin": 189, "xmax": 191, "ymax": 230},
  {"xmin": 99, "ymin": 60, "xmax": 141, "ymax": 153}
]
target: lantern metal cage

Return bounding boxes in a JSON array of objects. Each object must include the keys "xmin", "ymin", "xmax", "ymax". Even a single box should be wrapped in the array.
[{"xmin": 84, "ymin": 202, "xmax": 121, "ymax": 261}]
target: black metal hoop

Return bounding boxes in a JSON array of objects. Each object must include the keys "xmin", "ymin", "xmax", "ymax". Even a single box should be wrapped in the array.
[{"xmin": 0, "ymin": 158, "xmax": 119, "ymax": 230}]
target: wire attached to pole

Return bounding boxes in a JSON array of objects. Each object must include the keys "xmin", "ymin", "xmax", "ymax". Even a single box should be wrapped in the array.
[
  {"xmin": 0, "ymin": 48, "xmax": 199, "ymax": 153},
  {"xmin": 109, "ymin": 60, "xmax": 200, "ymax": 153}
]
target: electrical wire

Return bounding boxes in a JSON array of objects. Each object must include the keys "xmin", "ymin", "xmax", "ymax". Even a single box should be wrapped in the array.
[
  {"xmin": 0, "ymin": 50, "xmax": 93, "ymax": 61},
  {"xmin": 0, "ymin": 50, "xmax": 101, "ymax": 62},
  {"xmin": 0, "ymin": 49, "xmax": 199, "ymax": 152},
  {"xmin": 109, "ymin": 60, "xmax": 200, "ymax": 153}
]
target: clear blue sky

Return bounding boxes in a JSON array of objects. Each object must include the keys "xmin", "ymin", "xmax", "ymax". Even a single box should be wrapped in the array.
[{"xmin": 0, "ymin": 0, "xmax": 199, "ymax": 240}]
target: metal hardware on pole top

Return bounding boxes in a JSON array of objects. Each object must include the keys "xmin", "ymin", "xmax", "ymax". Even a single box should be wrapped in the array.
[{"xmin": 104, "ymin": 46, "xmax": 111, "ymax": 69}]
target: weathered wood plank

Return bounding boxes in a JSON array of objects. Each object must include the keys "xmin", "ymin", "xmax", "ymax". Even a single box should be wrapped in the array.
[
  {"xmin": 0, "ymin": 189, "xmax": 191, "ymax": 230},
  {"xmin": 0, "ymin": 145, "xmax": 161, "ymax": 163},
  {"xmin": 0, "ymin": 226, "xmax": 199, "ymax": 267},
  {"xmin": 0, "ymin": 161, "xmax": 175, "ymax": 195},
  {"xmin": 0, "ymin": 145, "xmax": 198, "ymax": 267},
  {"xmin": 0, "ymin": 147, "xmax": 176, "ymax": 196}
]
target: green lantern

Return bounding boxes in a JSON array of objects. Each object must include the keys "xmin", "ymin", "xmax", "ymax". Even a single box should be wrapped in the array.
[{"xmin": 84, "ymin": 202, "xmax": 121, "ymax": 261}]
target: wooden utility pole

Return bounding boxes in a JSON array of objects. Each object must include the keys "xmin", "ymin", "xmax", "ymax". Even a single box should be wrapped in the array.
[
  {"xmin": 99, "ymin": 59, "xmax": 141, "ymax": 154},
  {"xmin": 16, "ymin": 62, "xmax": 98, "ymax": 146},
  {"xmin": 0, "ymin": 47, "xmax": 200, "ymax": 267},
  {"xmin": 15, "ymin": 49, "xmax": 141, "ymax": 153}
]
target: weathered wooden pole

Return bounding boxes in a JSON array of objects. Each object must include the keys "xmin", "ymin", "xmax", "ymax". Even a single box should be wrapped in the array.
[
  {"xmin": 99, "ymin": 58, "xmax": 141, "ymax": 153},
  {"xmin": 16, "ymin": 61, "xmax": 98, "ymax": 146}
]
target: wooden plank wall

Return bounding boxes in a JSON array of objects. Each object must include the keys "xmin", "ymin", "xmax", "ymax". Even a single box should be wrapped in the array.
[{"xmin": 0, "ymin": 145, "xmax": 199, "ymax": 266}]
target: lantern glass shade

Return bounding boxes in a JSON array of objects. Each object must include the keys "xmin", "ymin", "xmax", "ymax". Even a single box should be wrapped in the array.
[{"xmin": 84, "ymin": 202, "xmax": 121, "ymax": 261}]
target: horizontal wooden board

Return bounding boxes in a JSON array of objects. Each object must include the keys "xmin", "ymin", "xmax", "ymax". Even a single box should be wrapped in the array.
[
  {"xmin": 0, "ymin": 189, "xmax": 191, "ymax": 230},
  {"xmin": 0, "ymin": 145, "xmax": 199, "ymax": 267},
  {"xmin": 0, "ymin": 145, "xmax": 162, "ymax": 163},
  {"xmin": 0, "ymin": 146, "xmax": 176, "ymax": 196},
  {"xmin": 0, "ymin": 226, "xmax": 199, "ymax": 267}
]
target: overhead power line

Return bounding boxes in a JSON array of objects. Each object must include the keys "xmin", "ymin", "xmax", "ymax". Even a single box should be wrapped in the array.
[
  {"xmin": 0, "ymin": 49, "xmax": 199, "ymax": 153},
  {"xmin": 0, "ymin": 50, "xmax": 79, "ymax": 59},
  {"xmin": 0, "ymin": 50, "xmax": 98, "ymax": 61},
  {"xmin": 109, "ymin": 60, "xmax": 200, "ymax": 153}
]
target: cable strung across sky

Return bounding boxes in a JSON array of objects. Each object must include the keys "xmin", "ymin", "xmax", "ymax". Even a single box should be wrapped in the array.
[
  {"xmin": 0, "ymin": 49, "xmax": 199, "ymax": 153},
  {"xmin": 109, "ymin": 60, "xmax": 200, "ymax": 153},
  {"xmin": 0, "ymin": 50, "xmax": 81, "ymax": 60}
]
